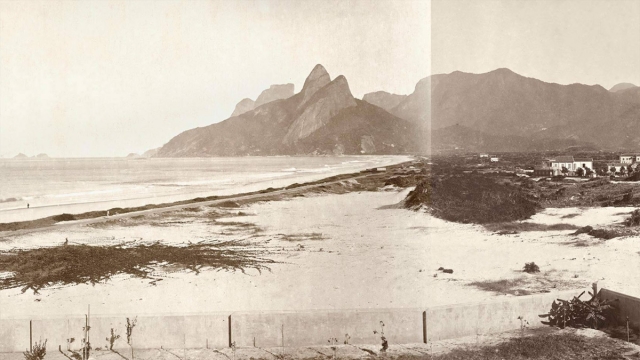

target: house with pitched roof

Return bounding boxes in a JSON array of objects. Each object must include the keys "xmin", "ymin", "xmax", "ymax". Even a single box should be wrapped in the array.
[{"xmin": 548, "ymin": 156, "xmax": 593, "ymax": 175}]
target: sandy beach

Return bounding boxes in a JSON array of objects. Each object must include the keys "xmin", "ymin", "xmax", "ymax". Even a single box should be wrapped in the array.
[{"xmin": 2, "ymin": 179, "xmax": 639, "ymax": 319}]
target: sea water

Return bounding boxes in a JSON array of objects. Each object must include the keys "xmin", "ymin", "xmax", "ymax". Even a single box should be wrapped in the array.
[{"xmin": 0, "ymin": 156, "xmax": 410, "ymax": 223}]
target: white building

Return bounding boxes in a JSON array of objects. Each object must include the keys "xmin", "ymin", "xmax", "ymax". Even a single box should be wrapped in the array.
[
  {"xmin": 549, "ymin": 156, "xmax": 593, "ymax": 175},
  {"xmin": 620, "ymin": 154, "xmax": 640, "ymax": 164}
]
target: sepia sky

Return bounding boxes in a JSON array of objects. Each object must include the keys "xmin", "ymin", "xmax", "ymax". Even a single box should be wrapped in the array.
[
  {"xmin": 0, "ymin": 0, "xmax": 430, "ymax": 158},
  {"xmin": 0, "ymin": 0, "xmax": 639, "ymax": 157},
  {"xmin": 432, "ymin": 0, "xmax": 640, "ymax": 89}
]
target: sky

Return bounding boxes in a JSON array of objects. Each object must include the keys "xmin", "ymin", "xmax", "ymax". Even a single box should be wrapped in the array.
[
  {"xmin": 0, "ymin": 0, "xmax": 639, "ymax": 158},
  {"xmin": 0, "ymin": 0, "xmax": 431, "ymax": 158},
  {"xmin": 431, "ymin": 0, "xmax": 640, "ymax": 88}
]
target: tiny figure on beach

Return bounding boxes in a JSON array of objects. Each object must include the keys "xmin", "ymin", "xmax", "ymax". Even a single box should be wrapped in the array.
[
  {"xmin": 27, "ymin": 203, "xmax": 29, "ymax": 209},
  {"xmin": 64, "ymin": 238, "xmax": 68, "ymax": 246}
]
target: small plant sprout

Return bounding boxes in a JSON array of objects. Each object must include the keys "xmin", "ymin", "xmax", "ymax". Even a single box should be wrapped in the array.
[
  {"xmin": 24, "ymin": 339, "xmax": 47, "ymax": 360},
  {"xmin": 343, "ymin": 333, "xmax": 351, "ymax": 345},
  {"xmin": 231, "ymin": 341, "xmax": 236, "ymax": 360},
  {"xmin": 126, "ymin": 317, "xmax": 137, "ymax": 360},
  {"xmin": 328, "ymin": 337, "xmax": 339, "ymax": 359},
  {"xmin": 66, "ymin": 338, "xmax": 75, "ymax": 352},
  {"xmin": 106, "ymin": 328, "xmax": 120, "ymax": 351},
  {"xmin": 373, "ymin": 321, "xmax": 388, "ymax": 353}
]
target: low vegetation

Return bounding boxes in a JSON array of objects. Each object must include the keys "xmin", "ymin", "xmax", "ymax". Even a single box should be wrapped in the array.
[
  {"xmin": 405, "ymin": 174, "xmax": 538, "ymax": 224},
  {"xmin": 423, "ymin": 332, "xmax": 636, "ymax": 360},
  {"xmin": 540, "ymin": 291, "xmax": 617, "ymax": 330},
  {"xmin": 0, "ymin": 241, "xmax": 275, "ymax": 294}
]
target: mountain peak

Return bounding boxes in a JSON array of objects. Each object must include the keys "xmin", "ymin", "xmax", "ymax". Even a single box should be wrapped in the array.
[
  {"xmin": 299, "ymin": 64, "xmax": 331, "ymax": 108},
  {"xmin": 610, "ymin": 82, "xmax": 638, "ymax": 92}
]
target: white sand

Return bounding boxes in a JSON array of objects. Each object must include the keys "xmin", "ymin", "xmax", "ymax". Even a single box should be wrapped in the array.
[{"xmin": 1, "ymin": 188, "xmax": 640, "ymax": 319}]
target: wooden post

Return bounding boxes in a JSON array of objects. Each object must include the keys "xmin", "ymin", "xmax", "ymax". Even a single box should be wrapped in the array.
[
  {"xmin": 422, "ymin": 311, "xmax": 427, "ymax": 344},
  {"xmin": 592, "ymin": 282, "xmax": 598, "ymax": 296},
  {"xmin": 30, "ymin": 320, "xmax": 32, "ymax": 352}
]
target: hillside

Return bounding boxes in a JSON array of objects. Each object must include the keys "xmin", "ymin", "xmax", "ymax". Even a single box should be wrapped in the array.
[
  {"xmin": 156, "ymin": 65, "xmax": 420, "ymax": 157},
  {"xmin": 365, "ymin": 68, "xmax": 640, "ymax": 151}
]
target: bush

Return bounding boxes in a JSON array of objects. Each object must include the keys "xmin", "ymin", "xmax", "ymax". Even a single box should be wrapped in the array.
[
  {"xmin": 573, "ymin": 226, "xmax": 593, "ymax": 235},
  {"xmin": 523, "ymin": 262, "xmax": 540, "ymax": 273},
  {"xmin": 540, "ymin": 291, "xmax": 617, "ymax": 329},
  {"xmin": 404, "ymin": 174, "xmax": 539, "ymax": 224}
]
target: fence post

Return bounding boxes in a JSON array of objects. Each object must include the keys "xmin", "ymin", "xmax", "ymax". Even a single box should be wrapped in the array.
[
  {"xmin": 228, "ymin": 315, "xmax": 232, "ymax": 348},
  {"xmin": 422, "ymin": 311, "xmax": 427, "ymax": 344}
]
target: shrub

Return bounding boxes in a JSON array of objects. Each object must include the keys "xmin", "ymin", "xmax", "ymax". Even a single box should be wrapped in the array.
[
  {"xmin": 523, "ymin": 262, "xmax": 540, "ymax": 273},
  {"xmin": 404, "ymin": 174, "xmax": 538, "ymax": 224},
  {"xmin": 573, "ymin": 225, "xmax": 593, "ymax": 235},
  {"xmin": 540, "ymin": 291, "xmax": 617, "ymax": 329}
]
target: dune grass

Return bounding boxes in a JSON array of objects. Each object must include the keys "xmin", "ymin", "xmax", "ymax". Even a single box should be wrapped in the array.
[{"xmin": 0, "ymin": 241, "xmax": 275, "ymax": 294}]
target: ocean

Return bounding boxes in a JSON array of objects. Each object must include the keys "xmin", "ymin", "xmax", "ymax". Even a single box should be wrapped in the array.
[{"xmin": 0, "ymin": 156, "xmax": 410, "ymax": 223}]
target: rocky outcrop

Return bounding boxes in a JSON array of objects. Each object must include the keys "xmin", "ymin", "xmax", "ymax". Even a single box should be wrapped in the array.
[
  {"xmin": 297, "ymin": 64, "xmax": 331, "ymax": 109},
  {"xmin": 283, "ymin": 75, "xmax": 357, "ymax": 144},
  {"xmin": 231, "ymin": 98, "xmax": 256, "ymax": 117},
  {"xmin": 230, "ymin": 84, "xmax": 294, "ymax": 117},
  {"xmin": 362, "ymin": 91, "xmax": 407, "ymax": 112},
  {"xmin": 255, "ymin": 84, "xmax": 294, "ymax": 107}
]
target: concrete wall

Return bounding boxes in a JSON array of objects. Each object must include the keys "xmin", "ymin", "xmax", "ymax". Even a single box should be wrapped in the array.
[
  {"xmin": 425, "ymin": 289, "xmax": 586, "ymax": 342},
  {"xmin": 1, "ymin": 288, "xmax": 591, "ymax": 353},
  {"xmin": 230, "ymin": 309, "xmax": 424, "ymax": 347},
  {"xmin": 600, "ymin": 288, "xmax": 640, "ymax": 328},
  {"xmin": 0, "ymin": 313, "xmax": 229, "ymax": 353}
]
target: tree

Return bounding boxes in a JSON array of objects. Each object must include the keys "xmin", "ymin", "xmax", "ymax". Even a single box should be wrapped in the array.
[
  {"xmin": 620, "ymin": 166, "xmax": 627, "ymax": 176},
  {"xmin": 562, "ymin": 166, "xmax": 569, "ymax": 176},
  {"xmin": 628, "ymin": 165, "xmax": 634, "ymax": 175},
  {"xmin": 610, "ymin": 166, "xmax": 617, "ymax": 174},
  {"xmin": 576, "ymin": 167, "xmax": 585, "ymax": 177},
  {"xmin": 585, "ymin": 167, "xmax": 593, "ymax": 176}
]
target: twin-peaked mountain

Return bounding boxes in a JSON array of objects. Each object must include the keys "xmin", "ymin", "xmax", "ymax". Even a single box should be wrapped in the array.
[
  {"xmin": 157, "ymin": 65, "xmax": 419, "ymax": 156},
  {"xmin": 157, "ymin": 66, "xmax": 640, "ymax": 156},
  {"xmin": 364, "ymin": 68, "xmax": 640, "ymax": 152}
]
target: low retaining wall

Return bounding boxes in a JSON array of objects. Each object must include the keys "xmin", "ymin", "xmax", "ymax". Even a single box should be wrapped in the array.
[
  {"xmin": 0, "ymin": 313, "xmax": 229, "ymax": 353},
  {"xmin": 425, "ymin": 289, "xmax": 586, "ymax": 342},
  {"xmin": 230, "ymin": 308, "xmax": 424, "ymax": 347},
  {"xmin": 600, "ymin": 288, "xmax": 640, "ymax": 327},
  {"xmin": 0, "ymin": 288, "xmax": 589, "ymax": 353}
]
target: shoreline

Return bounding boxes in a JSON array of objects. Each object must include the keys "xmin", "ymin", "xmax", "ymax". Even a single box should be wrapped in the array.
[{"xmin": 0, "ymin": 159, "xmax": 418, "ymax": 235}]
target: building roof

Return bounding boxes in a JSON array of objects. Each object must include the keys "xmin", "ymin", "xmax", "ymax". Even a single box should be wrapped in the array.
[
  {"xmin": 551, "ymin": 156, "xmax": 574, "ymax": 162},
  {"xmin": 620, "ymin": 154, "xmax": 640, "ymax": 156},
  {"xmin": 574, "ymin": 158, "xmax": 593, "ymax": 162}
]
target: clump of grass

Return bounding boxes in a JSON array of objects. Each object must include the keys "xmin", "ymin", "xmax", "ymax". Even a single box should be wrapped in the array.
[
  {"xmin": 523, "ymin": 262, "xmax": 540, "ymax": 273},
  {"xmin": 0, "ymin": 241, "xmax": 275, "ymax": 294},
  {"xmin": 468, "ymin": 278, "xmax": 531, "ymax": 296},
  {"xmin": 485, "ymin": 222, "xmax": 579, "ymax": 233}
]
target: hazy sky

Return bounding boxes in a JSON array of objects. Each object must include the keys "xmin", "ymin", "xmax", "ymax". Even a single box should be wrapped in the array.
[
  {"xmin": 1, "ymin": 0, "xmax": 638, "ymax": 157},
  {"xmin": 432, "ymin": 0, "xmax": 640, "ymax": 88},
  {"xmin": 0, "ymin": 0, "xmax": 430, "ymax": 157}
]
